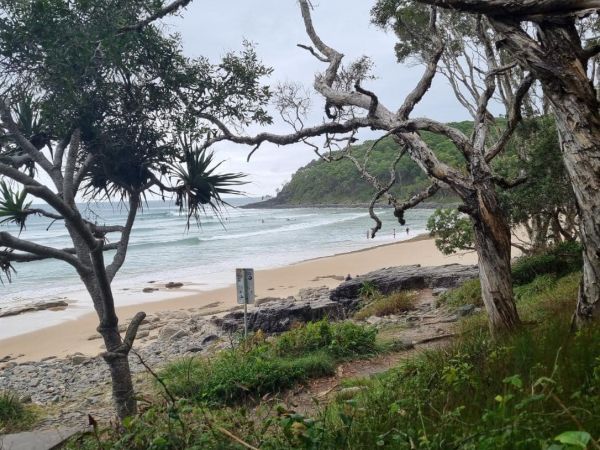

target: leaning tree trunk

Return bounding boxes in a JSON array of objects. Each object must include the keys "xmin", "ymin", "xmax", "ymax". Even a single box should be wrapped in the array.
[
  {"xmin": 535, "ymin": 23, "xmax": 600, "ymax": 327},
  {"xmin": 491, "ymin": 19, "xmax": 600, "ymax": 327},
  {"xmin": 469, "ymin": 187, "xmax": 521, "ymax": 335}
]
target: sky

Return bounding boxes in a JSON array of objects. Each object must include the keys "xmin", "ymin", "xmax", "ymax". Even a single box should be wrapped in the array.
[{"xmin": 164, "ymin": 1, "xmax": 471, "ymax": 197}]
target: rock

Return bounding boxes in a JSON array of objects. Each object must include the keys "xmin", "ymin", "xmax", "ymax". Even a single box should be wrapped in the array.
[
  {"xmin": 201, "ymin": 334, "xmax": 218, "ymax": 345},
  {"xmin": 165, "ymin": 282, "xmax": 184, "ymax": 289},
  {"xmin": 330, "ymin": 264, "xmax": 479, "ymax": 303},
  {"xmin": 432, "ymin": 287, "xmax": 449, "ymax": 297},
  {"xmin": 299, "ymin": 286, "xmax": 330, "ymax": 302},
  {"xmin": 186, "ymin": 347, "xmax": 203, "ymax": 353},
  {"xmin": 214, "ymin": 293, "xmax": 344, "ymax": 333},
  {"xmin": 169, "ymin": 330, "xmax": 189, "ymax": 341},
  {"xmin": 143, "ymin": 287, "xmax": 157, "ymax": 293},
  {"xmin": 254, "ymin": 297, "xmax": 281, "ymax": 306},
  {"xmin": 19, "ymin": 394, "xmax": 32, "ymax": 404},
  {"xmin": 366, "ymin": 316, "xmax": 384, "ymax": 325},
  {"xmin": 158, "ymin": 326, "xmax": 181, "ymax": 341},
  {"xmin": 456, "ymin": 304, "xmax": 476, "ymax": 317},
  {"xmin": 388, "ymin": 339, "xmax": 415, "ymax": 352},
  {"xmin": 71, "ymin": 355, "xmax": 87, "ymax": 365},
  {"xmin": 136, "ymin": 330, "xmax": 150, "ymax": 339},
  {"xmin": 0, "ymin": 300, "xmax": 69, "ymax": 318}
]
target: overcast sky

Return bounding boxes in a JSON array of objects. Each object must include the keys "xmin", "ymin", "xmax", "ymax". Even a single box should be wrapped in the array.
[{"xmin": 165, "ymin": 1, "xmax": 470, "ymax": 197}]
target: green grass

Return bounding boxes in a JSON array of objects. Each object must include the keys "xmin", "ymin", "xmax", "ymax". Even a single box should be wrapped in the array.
[
  {"xmin": 67, "ymin": 270, "xmax": 599, "ymax": 450},
  {"xmin": 0, "ymin": 391, "xmax": 36, "ymax": 433},
  {"xmin": 266, "ymin": 272, "xmax": 600, "ymax": 449},
  {"xmin": 354, "ymin": 290, "xmax": 418, "ymax": 319},
  {"xmin": 160, "ymin": 320, "xmax": 377, "ymax": 406},
  {"xmin": 439, "ymin": 241, "xmax": 583, "ymax": 308}
]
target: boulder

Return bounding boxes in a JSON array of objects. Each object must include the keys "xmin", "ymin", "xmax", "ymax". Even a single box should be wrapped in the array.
[
  {"xmin": 0, "ymin": 300, "xmax": 69, "ymax": 318},
  {"xmin": 165, "ymin": 282, "xmax": 184, "ymax": 289},
  {"xmin": 330, "ymin": 264, "xmax": 478, "ymax": 302},
  {"xmin": 213, "ymin": 293, "xmax": 344, "ymax": 333}
]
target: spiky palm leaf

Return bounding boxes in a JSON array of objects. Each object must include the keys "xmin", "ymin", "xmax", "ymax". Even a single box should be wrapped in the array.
[
  {"xmin": 169, "ymin": 147, "xmax": 246, "ymax": 227},
  {"xmin": 0, "ymin": 180, "xmax": 32, "ymax": 232},
  {"xmin": 0, "ymin": 248, "xmax": 16, "ymax": 284}
]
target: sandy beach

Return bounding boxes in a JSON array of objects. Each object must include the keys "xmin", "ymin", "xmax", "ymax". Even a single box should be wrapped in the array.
[{"xmin": 0, "ymin": 235, "xmax": 477, "ymax": 362}]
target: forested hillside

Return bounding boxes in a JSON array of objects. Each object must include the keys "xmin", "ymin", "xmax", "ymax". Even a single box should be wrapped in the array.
[{"xmin": 256, "ymin": 122, "xmax": 473, "ymax": 206}]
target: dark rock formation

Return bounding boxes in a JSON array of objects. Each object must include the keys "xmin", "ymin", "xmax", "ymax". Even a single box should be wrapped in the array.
[
  {"xmin": 0, "ymin": 300, "xmax": 69, "ymax": 318},
  {"xmin": 330, "ymin": 264, "xmax": 478, "ymax": 302},
  {"xmin": 213, "ymin": 287, "xmax": 345, "ymax": 333}
]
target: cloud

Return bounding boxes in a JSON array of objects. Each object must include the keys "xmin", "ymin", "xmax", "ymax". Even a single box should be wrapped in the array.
[{"xmin": 166, "ymin": 1, "xmax": 469, "ymax": 196}]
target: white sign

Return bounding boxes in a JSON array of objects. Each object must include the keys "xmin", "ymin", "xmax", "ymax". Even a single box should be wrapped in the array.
[{"xmin": 236, "ymin": 268, "xmax": 255, "ymax": 305}]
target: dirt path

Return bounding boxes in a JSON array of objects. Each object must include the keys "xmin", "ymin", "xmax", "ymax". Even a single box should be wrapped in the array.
[{"xmin": 275, "ymin": 289, "xmax": 461, "ymax": 414}]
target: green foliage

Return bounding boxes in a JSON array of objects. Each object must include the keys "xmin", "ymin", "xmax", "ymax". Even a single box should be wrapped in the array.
[
  {"xmin": 67, "ymin": 273, "xmax": 599, "ymax": 449},
  {"xmin": 275, "ymin": 320, "xmax": 378, "ymax": 359},
  {"xmin": 0, "ymin": 180, "xmax": 31, "ymax": 231},
  {"xmin": 511, "ymin": 241, "xmax": 583, "ymax": 285},
  {"xmin": 358, "ymin": 280, "xmax": 379, "ymax": 299},
  {"xmin": 273, "ymin": 274, "xmax": 599, "ymax": 450},
  {"xmin": 0, "ymin": 391, "xmax": 35, "ymax": 433},
  {"xmin": 426, "ymin": 207, "xmax": 474, "ymax": 255},
  {"xmin": 354, "ymin": 290, "xmax": 417, "ymax": 319},
  {"xmin": 440, "ymin": 243, "xmax": 583, "ymax": 308},
  {"xmin": 160, "ymin": 320, "xmax": 377, "ymax": 405},
  {"xmin": 169, "ymin": 145, "xmax": 246, "ymax": 227},
  {"xmin": 439, "ymin": 278, "xmax": 483, "ymax": 307}
]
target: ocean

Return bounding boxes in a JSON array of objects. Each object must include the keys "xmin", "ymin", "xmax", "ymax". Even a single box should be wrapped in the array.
[{"xmin": 0, "ymin": 198, "xmax": 433, "ymax": 339}]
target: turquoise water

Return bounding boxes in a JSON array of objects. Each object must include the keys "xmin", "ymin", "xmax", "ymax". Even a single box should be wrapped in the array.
[{"xmin": 0, "ymin": 199, "xmax": 432, "ymax": 337}]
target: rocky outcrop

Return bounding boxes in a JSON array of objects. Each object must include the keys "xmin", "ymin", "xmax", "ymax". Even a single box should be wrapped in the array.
[
  {"xmin": 330, "ymin": 264, "xmax": 478, "ymax": 303},
  {"xmin": 0, "ymin": 300, "xmax": 69, "ymax": 318},
  {"xmin": 213, "ymin": 287, "xmax": 345, "ymax": 333}
]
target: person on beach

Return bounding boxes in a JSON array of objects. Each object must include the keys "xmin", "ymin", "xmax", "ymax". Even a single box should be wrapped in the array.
[
  {"xmin": 393, "ymin": 228, "xmax": 396, "ymax": 238},
  {"xmin": 406, "ymin": 227, "xmax": 410, "ymax": 235}
]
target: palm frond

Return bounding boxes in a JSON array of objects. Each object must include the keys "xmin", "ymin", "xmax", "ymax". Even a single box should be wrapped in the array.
[
  {"xmin": 169, "ymin": 147, "xmax": 246, "ymax": 228},
  {"xmin": 0, "ymin": 180, "xmax": 32, "ymax": 232},
  {"xmin": 0, "ymin": 248, "xmax": 16, "ymax": 284}
]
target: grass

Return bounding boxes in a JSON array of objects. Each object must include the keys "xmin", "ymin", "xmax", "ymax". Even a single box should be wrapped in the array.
[
  {"xmin": 159, "ymin": 320, "xmax": 378, "ymax": 406},
  {"xmin": 354, "ymin": 291, "xmax": 418, "ymax": 319},
  {"xmin": 267, "ymin": 272, "xmax": 600, "ymax": 449},
  {"xmin": 66, "ymin": 258, "xmax": 599, "ymax": 450},
  {"xmin": 439, "ymin": 241, "xmax": 583, "ymax": 308},
  {"xmin": 0, "ymin": 391, "xmax": 36, "ymax": 434}
]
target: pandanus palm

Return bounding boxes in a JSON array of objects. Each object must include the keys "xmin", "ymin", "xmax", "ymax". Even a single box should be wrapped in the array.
[{"xmin": 169, "ymin": 143, "xmax": 246, "ymax": 227}]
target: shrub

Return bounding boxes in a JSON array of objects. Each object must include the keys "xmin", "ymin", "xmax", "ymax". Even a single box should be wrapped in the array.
[
  {"xmin": 275, "ymin": 320, "xmax": 378, "ymax": 358},
  {"xmin": 354, "ymin": 291, "xmax": 417, "ymax": 319},
  {"xmin": 281, "ymin": 273, "xmax": 599, "ymax": 450},
  {"xmin": 438, "ymin": 278, "xmax": 483, "ymax": 307},
  {"xmin": 161, "ymin": 320, "xmax": 377, "ymax": 405},
  {"xmin": 0, "ymin": 391, "xmax": 34, "ymax": 433},
  {"xmin": 511, "ymin": 240, "xmax": 582, "ymax": 285}
]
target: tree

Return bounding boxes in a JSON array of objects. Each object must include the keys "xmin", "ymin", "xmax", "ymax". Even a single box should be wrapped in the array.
[
  {"xmin": 402, "ymin": 0, "xmax": 600, "ymax": 327},
  {"xmin": 0, "ymin": 0, "xmax": 271, "ymax": 419},
  {"xmin": 197, "ymin": 1, "xmax": 538, "ymax": 334}
]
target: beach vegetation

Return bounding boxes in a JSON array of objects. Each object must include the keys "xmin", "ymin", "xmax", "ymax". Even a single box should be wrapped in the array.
[
  {"xmin": 0, "ymin": 0, "xmax": 271, "ymax": 420},
  {"xmin": 354, "ymin": 290, "xmax": 418, "ymax": 319},
  {"xmin": 0, "ymin": 391, "xmax": 36, "ymax": 433},
  {"xmin": 66, "ymin": 271, "xmax": 600, "ymax": 449},
  {"xmin": 159, "ymin": 320, "xmax": 378, "ymax": 405},
  {"xmin": 440, "ymin": 242, "xmax": 583, "ymax": 308}
]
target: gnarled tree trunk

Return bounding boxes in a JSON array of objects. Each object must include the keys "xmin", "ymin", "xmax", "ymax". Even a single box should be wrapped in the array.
[
  {"xmin": 525, "ymin": 22, "xmax": 600, "ymax": 326},
  {"xmin": 468, "ymin": 186, "xmax": 521, "ymax": 334}
]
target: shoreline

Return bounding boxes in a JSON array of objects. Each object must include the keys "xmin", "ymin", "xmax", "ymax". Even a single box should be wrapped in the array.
[{"xmin": 0, "ymin": 235, "xmax": 478, "ymax": 362}]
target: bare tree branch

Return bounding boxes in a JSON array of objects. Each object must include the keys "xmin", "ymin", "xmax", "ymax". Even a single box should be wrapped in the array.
[
  {"xmin": 117, "ymin": 0, "xmax": 194, "ymax": 33},
  {"xmin": 0, "ymin": 231, "xmax": 91, "ymax": 273}
]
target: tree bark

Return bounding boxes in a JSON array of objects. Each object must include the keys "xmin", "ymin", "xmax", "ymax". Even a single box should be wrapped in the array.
[
  {"xmin": 495, "ymin": 21, "xmax": 600, "ymax": 326},
  {"xmin": 469, "ymin": 186, "xmax": 521, "ymax": 334},
  {"xmin": 83, "ymin": 276, "xmax": 139, "ymax": 419}
]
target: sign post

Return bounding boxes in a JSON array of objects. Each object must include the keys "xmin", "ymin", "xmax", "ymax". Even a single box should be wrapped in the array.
[{"xmin": 236, "ymin": 268, "xmax": 255, "ymax": 338}]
